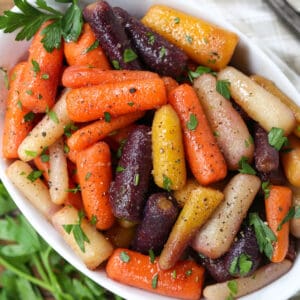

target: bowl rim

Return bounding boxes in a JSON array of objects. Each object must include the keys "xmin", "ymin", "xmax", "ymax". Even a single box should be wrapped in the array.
[{"xmin": 0, "ymin": 1, "xmax": 299, "ymax": 300}]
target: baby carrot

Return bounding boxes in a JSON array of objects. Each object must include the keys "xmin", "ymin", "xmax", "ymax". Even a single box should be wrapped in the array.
[
  {"xmin": 168, "ymin": 84, "xmax": 227, "ymax": 185},
  {"xmin": 162, "ymin": 76, "xmax": 179, "ymax": 96},
  {"xmin": 64, "ymin": 23, "xmax": 111, "ymax": 69},
  {"xmin": 67, "ymin": 111, "xmax": 144, "ymax": 151},
  {"xmin": 66, "ymin": 78, "xmax": 167, "ymax": 122},
  {"xmin": 2, "ymin": 62, "xmax": 35, "ymax": 158},
  {"xmin": 20, "ymin": 21, "xmax": 63, "ymax": 113},
  {"xmin": 265, "ymin": 185, "xmax": 292, "ymax": 263},
  {"xmin": 62, "ymin": 65, "xmax": 160, "ymax": 88},
  {"xmin": 76, "ymin": 141, "xmax": 115, "ymax": 230},
  {"xmin": 106, "ymin": 248, "xmax": 205, "ymax": 300}
]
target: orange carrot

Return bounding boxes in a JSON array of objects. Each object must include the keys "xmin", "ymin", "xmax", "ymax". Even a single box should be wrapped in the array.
[
  {"xmin": 66, "ymin": 78, "xmax": 167, "ymax": 122},
  {"xmin": 265, "ymin": 185, "xmax": 292, "ymax": 263},
  {"xmin": 104, "ymin": 124, "xmax": 137, "ymax": 152},
  {"xmin": 162, "ymin": 76, "xmax": 179, "ymax": 96},
  {"xmin": 64, "ymin": 23, "xmax": 111, "ymax": 69},
  {"xmin": 2, "ymin": 62, "xmax": 35, "ymax": 158},
  {"xmin": 20, "ymin": 21, "xmax": 63, "ymax": 113},
  {"xmin": 168, "ymin": 84, "xmax": 227, "ymax": 185},
  {"xmin": 62, "ymin": 66, "xmax": 160, "ymax": 88},
  {"xmin": 106, "ymin": 248, "xmax": 205, "ymax": 300},
  {"xmin": 76, "ymin": 141, "xmax": 115, "ymax": 230},
  {"xmin": 67, "ymin": 111, "xmax": 144, "ymax": 151},
  {"xmin": 33, "ymin": 155, "xmax": 50, "ymax": 182},
  {"xmin": 67, "ymin": 148, "xmax": 80, "ymax": 164}
]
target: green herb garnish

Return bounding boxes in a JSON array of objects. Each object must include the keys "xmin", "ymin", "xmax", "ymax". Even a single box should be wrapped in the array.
[
  {"xmin": 268, "ymin": 127, "xmax": 288, "ymax": 151},
  {"xmin": 186, "ymin": 113, "xmax": 198, "ymax": 131},
  {"xmin": 0, "ymin": 0, "xmax": 83, "ymax": 52},
  {"xmin": 216, "ymin": 79, "xmax": 231, "ymax": 99}
]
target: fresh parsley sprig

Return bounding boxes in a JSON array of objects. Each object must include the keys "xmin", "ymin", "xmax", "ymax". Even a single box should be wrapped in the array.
[
  {"xmin": 0, "ymin": 0, "xmax": 83, "ymax": 52},
  {"xmin": 249, "ymin": 212, "xmax": 277, "ymax": 260}
]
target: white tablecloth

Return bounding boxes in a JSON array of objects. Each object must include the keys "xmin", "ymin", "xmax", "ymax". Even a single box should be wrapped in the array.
[{"xmin": 201, "ymin": 0, "xmax": 300, "ymax": 92}]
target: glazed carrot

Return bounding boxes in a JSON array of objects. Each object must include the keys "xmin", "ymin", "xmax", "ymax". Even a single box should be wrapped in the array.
[
  {"xmin": 76, "ymin": 141, "xmax": 115, "ymax": 230},
  {"xmin": 265, "ymin": 185, "xmax": 292, "ymax": 263},
  {"xmin": 106, "ymin": 248, "xmax": 205, "ymax": 300},
  {"xmin": 67, "ymin": 111, "xmax": 144, "ymax": 151},
  {"xmin": 33, "ymin": 155, "xmax": 50, "ymax": 182},
  {"xmin": 62, "ymin": 66, "xmax": 160, "ymax": 88},
  {"xmin": 66, "ymin": 78, "xmax": 167, "ymax": 122},
  {"xmin": 168, "ymin": 84, "xmax": 227, "ymax": 185},
  {"xmin": 64, "ymin": 23, "xmax": 111, "ymax": 69},
  {"xmin": 67, "ymin": 148, "xmax": 80, "ymax": 164},
  {"xmin": 20, "ymin": 21, "xmax": 63, "ymax": 113},
  {"xmin": 162, "ymin": 76, "xmax": 179, "ymax": 96},
  {"xmin": 2, "ymin": 62, "xmax": 35, "ymax": 158}
]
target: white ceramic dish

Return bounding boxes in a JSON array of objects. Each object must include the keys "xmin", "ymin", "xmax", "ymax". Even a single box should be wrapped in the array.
[{"xmin": 0, "ymin": 1, "xmax": 299, "ymax": 299}]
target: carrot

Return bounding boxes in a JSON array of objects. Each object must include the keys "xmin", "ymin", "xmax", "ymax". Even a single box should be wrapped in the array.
[
  {"xmin": 106, "ymin": 248, "xmax": 205, "ymax": 300},
  {"xmin": 33, "ymin": 155, "xmax": 50, "ymax": 183},
  {"xmin": 66, "ymin": 78, "xmax": 167, "ymax": 122},
  {"xmin": 76, "ymin": 141, "xmax": 115, "ymax": 230},
  {"xmin": 20, "ymin": 21, "xmax": 63, "ymax": 113},
  {"xmin": 2, "ymin": 62, "xmax": 35, "ymax": 159},
  {"xmin": 162, "ymin": 76, "xmax": 179, "ymax": 96},
  {"xmin": 67, "ymin": 111, "xmax": 144, "ymax": 151},
  {"xmin": 64, "ymin": 23, "xmax": 111, "ymax": 69},
  {"xmin": 265, "ymin": 185, "xmax": 292, "ymax": 263},
  {"xmin": 62, "ymin": 65, "xmax": 160, "ymax": 88},
  {"xmin": 67, "ymin": 148, "xmax": 80, "ymax": 164},
  {"xmin": 168, "ymin": 84, "xmax": 227, "ymax": 185}
]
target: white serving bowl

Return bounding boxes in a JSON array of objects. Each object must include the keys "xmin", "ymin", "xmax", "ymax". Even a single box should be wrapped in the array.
[{"xmin": 0, "ymin": 1, "xmax": 299, "ymax": 299}]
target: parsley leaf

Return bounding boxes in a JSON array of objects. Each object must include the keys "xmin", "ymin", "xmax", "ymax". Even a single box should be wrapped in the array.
[
  {"xmin": 119, "ymin": 251, "xmax": 130, "ymax": 263},
  {"xmin": 186, "ymin": 113, "xmax": 198, "ymax": 130},
  {"xmin": 104, "ymin": 111, "xmax": 111, "ymax": 123},
  {"xmin": 46, "ymin": 106, "xmax": 59, "ymax": 124},
  {"xmin": 64, "ymin": 122, "xmax": 78, "ymax": 137},
  {"xmin": 268, "ymin": 127, "xmax": 288, "ymax": 151},
  {"xmin": 63, "ymin": 210, "xmax": 90, "ymax": 253},
  {"xmin": 249, "ymin": 212, "xmax": 277, "ymax": 260},
  {"xmin": 152, "ymin": 274, "xmax": 158, "ymax": 289},
  {"xmin": 23, "ymin": 111, "xmax": 35, "ymax": 122},
  {"xmin": 216, "ymin": 79, "xmax": 231, "ymax": 99},
  {"xmin": 123, "ymin": 48, "xmax": 138, "ymax": 63},
  {"xmin": 27, "ymin": 170, "xmax": 43, "ymax": 182},
  {"xmin": 0, "ymin": 0, "xmax": 83, "ymax": 52},
  {"xmin": 163, "ymin": 175, "xmax": 172, "ymax": 192},
  {"xmin": 227, "ymin": 280, "xmax": 238, "ymax": 295},
  {"xmin": 238, "ymin": 156, "xmax": 256, "ymax": 175},
  {"xmin": 229, "ymin": 253, "xmax": 253, "ymax": 276},
  {"xmin": 277, "ymin": 206, "xmax": 300, "ymax": 231},
  {"xmin": 83, "ymin": 40, "xmax": 99, "ymax": 54},
  {"xmin": 148, "ymin": 249, "xmax": 155, "ymax": 264},
  {"xmin": 159, "ymin": 46, "xmax": 166, "ymax": 59},
  {"xmin": 262, "ymin": 181, "xmax": 271, "ymax": 199},
  {"xmin": 187, "ymin": 65, "xmax": 215, "ymax": 82},
  {"xmin": 0, "ymin": 182, "xmax": 17, "ymax": 216}
]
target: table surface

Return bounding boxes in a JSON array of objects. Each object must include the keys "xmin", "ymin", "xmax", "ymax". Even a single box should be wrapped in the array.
[{"xmin": 0, "ymin": 0, "xmax": 13, "ymax": 14}]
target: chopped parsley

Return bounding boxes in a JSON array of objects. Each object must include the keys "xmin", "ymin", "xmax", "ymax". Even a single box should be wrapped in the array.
[
  {"xmin": 268, "ymin": 127, "xmax": 288, "ymax": 151},
  {"xmin": 123, "ymin": 48, "xmax": 138, "ymax": 63},
  {"xmin": 63, "ymin": 210, "xmax": 90, "ymax": 253},
  {"xmin": 186, "ymin": 113, "xmax": 198, "ymax": 131},
  {"xmin": 216, "ymin": 79, "xmax": 231, "ymax": 99}
]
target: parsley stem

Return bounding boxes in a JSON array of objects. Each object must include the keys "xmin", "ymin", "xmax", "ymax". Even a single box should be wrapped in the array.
[
  {"xmin": 40, "ymin": 247, "xmax": 65, "ymax": 298},
  {"xmin": 31, "ymin": 253, "xmax": 50, "ymax": 284},
  {"xmin": 0, "ymin": 255, "xmax": 53, "ymax": 292}
]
